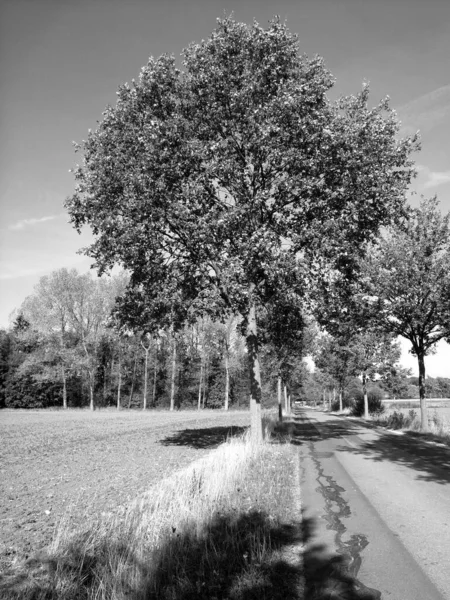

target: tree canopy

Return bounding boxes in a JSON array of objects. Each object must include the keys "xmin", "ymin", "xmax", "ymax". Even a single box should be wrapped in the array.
[
  {"xmin": 66, "ymin": 17, "xmax": 420, "ymax": 438},
  {"xmin": 363, "ymin": 197, "xmax": 450, "ymax": 429}
]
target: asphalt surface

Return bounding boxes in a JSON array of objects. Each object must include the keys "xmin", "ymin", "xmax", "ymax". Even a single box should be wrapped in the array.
[{"xmin": 295, "ymin": 408, "xmax": 450, "ymax": 600}]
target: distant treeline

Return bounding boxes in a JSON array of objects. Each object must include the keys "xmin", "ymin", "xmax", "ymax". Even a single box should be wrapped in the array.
[{"xmin": 1, "ymin": 313, "xmax": 449, "ymax": 410}]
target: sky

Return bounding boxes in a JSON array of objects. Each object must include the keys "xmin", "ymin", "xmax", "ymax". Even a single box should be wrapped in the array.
[{"xmin": 1, "ymin": 0, "xmax": 449, "ymax": 376}]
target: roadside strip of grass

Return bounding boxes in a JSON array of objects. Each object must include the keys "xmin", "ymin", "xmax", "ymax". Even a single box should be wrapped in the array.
[
  {"xmin": 372, "ymin": 409, "xmax": 450, "ymax": 447},
  {"xmin": 323, "ymin": 405, "xmax": 450, "ymax": 447},
  {"xmin": 0, "ymin": 419, "xmax": 304, "ymax": 600}
]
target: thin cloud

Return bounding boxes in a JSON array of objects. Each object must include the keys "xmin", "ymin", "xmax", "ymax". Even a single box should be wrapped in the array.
[
  {"xmin": 0, "ymin": 254, "xmax": 90, "ymax": 281},
  {"xmin": 417, "ymin": 164, "xmax": 450, "ymax": 190},
  {"xmin": 397, "ymin": 85, "xmax": 450, "ymax": 135},
  {"xmin": 8, "ymin": 215, "xmax": 58, "ymax": 231},
  {"xmin": 423, "ymin": 170, "xmax": 450, "ymax": 189}
]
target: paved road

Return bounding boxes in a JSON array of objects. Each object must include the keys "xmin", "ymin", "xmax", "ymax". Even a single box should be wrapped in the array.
[{"xmin": 295, "ymin": 408, "xmax": 450, "ymax": 600}]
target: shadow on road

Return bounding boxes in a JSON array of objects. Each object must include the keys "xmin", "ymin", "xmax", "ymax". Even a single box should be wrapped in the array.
[
  {"xmin": 160, "ymin": 425, "xmax": 248, "ymax": 449},
  {"xmin": 301, "ymin": 516, "xmax": 381, "ymax": 600},
  {"xmin": 292, "ymin": 410, "xmax": 450, "ymax": 485},
  {"xmin": 336, "ymin": 429, "xmax": 450, "ymax": 485},
  {"xmin": 1, "ymin": 511, "xmax": 382, "ymax": 600}
]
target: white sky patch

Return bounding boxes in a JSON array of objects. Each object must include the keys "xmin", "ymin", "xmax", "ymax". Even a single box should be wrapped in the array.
[
  {"xmin": 8, "ymin": 215, "xmax": 58, "ymax": 231},
  {"xmin": 423, "ymin": 170, "xmax": 450, "ymax": 189},
  {"xmin": 0, "ymin": 254, "xmax": 90, "ymax": 281},
  {"xmin": 397, "ymin": 85, "xmax": 450, "ymax": 135},
  {"xmin": 399, "ymin": 337, "xmax": 450, "ymax": 378}
]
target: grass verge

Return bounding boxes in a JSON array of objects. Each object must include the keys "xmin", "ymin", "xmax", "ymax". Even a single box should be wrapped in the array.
[
  {"xmin": 373, "ymin": 409, "xmax": 450, "ymax": 446},
  {"xmin": 0, "ymin": 420, "xmax": 303, "ymax": 600}
]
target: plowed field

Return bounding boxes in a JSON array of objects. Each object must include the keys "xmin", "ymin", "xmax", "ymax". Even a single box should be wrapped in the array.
[{"xmin": 0, "ymin": 409, "xmax": 250, "ymax": 570}]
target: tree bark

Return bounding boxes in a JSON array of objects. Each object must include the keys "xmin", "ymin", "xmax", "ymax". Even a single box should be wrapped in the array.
[
  {"xmin": 128, "ymin": 352, "xmax": 138, "ymax": 409},
  {"xmin": 142, "ymin": 344, "xmax": 149, "ymax": 410},
  {"xmin": 418, "ymin": 352, "xmax": 428, "ymax": 431},
  {"xmin": 202, "ymin": 360, "xmax": 208, "ymax": 409},
  {"xmin": 284, "ymin": 384, "xmax": 289, "ymax": 416},
  {"xmin": 198, "ymin": 360, "xmax": 203, "ymax": 410},
  {"xmin": 339, "ymin": 390, "xmax": 343, "ymax": 412},
  {"xmin": 224, "ymin": 349, "xmax": 230, "ymax": 411},
  {"xmin": 170, "ymin": 338, "xmax": 176, "ymax": 412},
  {"xmin": 152, "ymin": 346, "xmax": 157, "ymax": 407},
  {"xmin": 277, "ymin": 375, "xmax": 282, "ymax": 422},
  {"xmin": 117, "ymin": 350, "xmax": 122, "ymax": 410},
  {"xmin": 362, "ymin": 370, "xmax": 369, "ymax": 419},
  {"xmin": 89, "ymin": 379, "xmax": 94, "ymax": 411},
  {"xmin": 61, "ymin": 364, "xmax": 67, "ymax": 410},
  {"xmin": 246, "ymin": 297, "xmax": 263, "ymax": 443}
]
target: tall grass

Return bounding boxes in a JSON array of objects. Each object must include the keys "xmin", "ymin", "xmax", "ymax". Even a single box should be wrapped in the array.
[
  {"xmin": 1, "ymin": 419, "xmax": 303, "ymax": 600},
  {"xmin": 375, "ymin": 409, "xmax": 450, "ymax": 444}
]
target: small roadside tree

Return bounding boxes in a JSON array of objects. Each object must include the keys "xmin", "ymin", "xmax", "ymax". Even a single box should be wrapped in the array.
[
  {"xmin": 364, "ymin": 197, "xmax": 450, "ymax": 430},
  {"xmin": 66, "ymin": 17, "xmax": 419, "ymax": 440},
  {"xmin": 315, "ymin": 334, "xmax": 358, "ymax": 411},
  {"xmin": 351, "ymin": 330, "xmax": 401, "ymax": 418}
]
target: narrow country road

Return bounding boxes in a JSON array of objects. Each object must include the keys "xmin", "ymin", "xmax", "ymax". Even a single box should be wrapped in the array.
[{"xmin": 295, "ymin": 408, "xmax": 450, "ymax": 600}]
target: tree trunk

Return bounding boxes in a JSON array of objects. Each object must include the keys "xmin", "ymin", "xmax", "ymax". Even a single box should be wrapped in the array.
[
  {"xmin": 202, "ymin": 360, "xmax": 207, "ymax": 409},
  {"xmin": 362, "ymin": 370, "xmax": 369, "ymax": 419},
  {"xmin": 117, "ymin": 350, "xmax": 122, "ymax": 410},
  {"xmin": 224, "ymin": 350, "xmax": 229, "ymax": 411},
  {"xmin": 103, "ymin": 365, "xmax": 108, "ymax": 404},
  {"xmin": 128, "ymin": 353, "xmax": 138, "ymax": 409},
  {"xmin": 198, "ymin": 359, "xmax": 203, "ymax": 410},
  {"xmin": 284, "ymin": 384, "xmax": 289, "ymax": 416},
  {"xmin": 143, "ymin": 346, "xmax": 149, "ymax": 410},
  {"xmin": 89, "ymin": 377, "xmax": 95, "ymax": 411},
  {"xmin": 61, "ymin": 364, "xmax": 67, "ymax": 409},
  {"xmin": 332, "ymin": 387, "xmax": 336, "ymax": 410},
  {"xmin": 418, "ymin": 352, "xmax": 428, "ymax": 431},
  {"xmin": 277, "ymin": 375, "xmax": 282, "ymax": 422},
  {"xmin": 170, "ymin": 339, "xmax": 176, "ymax": 412},
  {"xmin": 339, "ymin": 390, "xmax": 343, "ymax": 412},
  {"xmin": 246, "ymin": 298, "xmax": 263, "ymax": 443},
  {"xmin": 152, "ymin": 347, "xmax": 157, "ymax": 407}
]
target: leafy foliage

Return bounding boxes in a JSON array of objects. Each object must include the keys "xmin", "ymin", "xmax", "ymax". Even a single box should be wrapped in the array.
[
  {"xmin": 65, "ymin": 17, "xmax": 419, "ymax": 436},
  {"xmin": 363, "ymin": 197, "xmax": 450, "ymax": 427},
  {"xmin": 351, "ymin": 388, "xmax": 385, "ymax": 417}
]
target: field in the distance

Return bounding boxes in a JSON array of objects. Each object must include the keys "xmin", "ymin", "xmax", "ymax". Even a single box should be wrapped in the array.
[{"xmin": 0, "ymin": 409, "xmax": 250, "ymax": 570}]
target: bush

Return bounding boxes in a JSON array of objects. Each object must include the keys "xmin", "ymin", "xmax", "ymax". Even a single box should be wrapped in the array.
[
  {"xmin": 384, "ymin": 409, "xmax": 418, "ymax": 429},
  {"xmin": 351, "ymin": 387, "xmax": 385, "ymax": 417}
]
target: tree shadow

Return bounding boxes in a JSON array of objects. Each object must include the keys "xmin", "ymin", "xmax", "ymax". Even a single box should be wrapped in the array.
[
  {"xmin": 292, "ymin": 409, "xmax": 450, "ymax": 485},
  {"xmin": 301, "ymin": 516, "xmax": 381, "ymax": 600},
  {"xmin": 336, "ymin": 428, "xmax": 450, "ymax": 484},
  {"xmin": 275, "ymin": 414, "xmax": 360, "ymax": 446},
  {"xmin": 160, "ymin": 425, "xmax": 248, "ymax": 449},
  {"xmin": 0, "ymin": 511, "xmax": 384, "ymax": 600}
]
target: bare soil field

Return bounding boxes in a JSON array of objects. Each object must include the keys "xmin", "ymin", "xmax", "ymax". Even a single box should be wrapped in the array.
[{"xmin": 0, "ymin": 409, "xmax": 250, "ymax": 571}]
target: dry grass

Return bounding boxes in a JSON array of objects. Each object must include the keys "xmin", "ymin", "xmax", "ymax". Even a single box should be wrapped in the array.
[
  {"xmin": 1, "ymin": 417, "xmax": 303, "ymax": 600},
  {"xmin": 375, "ymin": 409, "xmax": 450, "ymax": 445}
]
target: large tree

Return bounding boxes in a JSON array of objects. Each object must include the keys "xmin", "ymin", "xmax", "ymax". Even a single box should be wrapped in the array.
[
  {"xmin": 364, "ymin": 197, "xmax": 450, "ymax": 430},
  {"xmin": 66, "ymin": 17, "xmax": 418, "ymax": 440}
]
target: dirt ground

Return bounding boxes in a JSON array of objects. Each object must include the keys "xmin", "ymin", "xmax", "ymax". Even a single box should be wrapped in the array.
[{"xmin": 0, "ymin": 409, "xmax": 250, "ymax": 571}]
